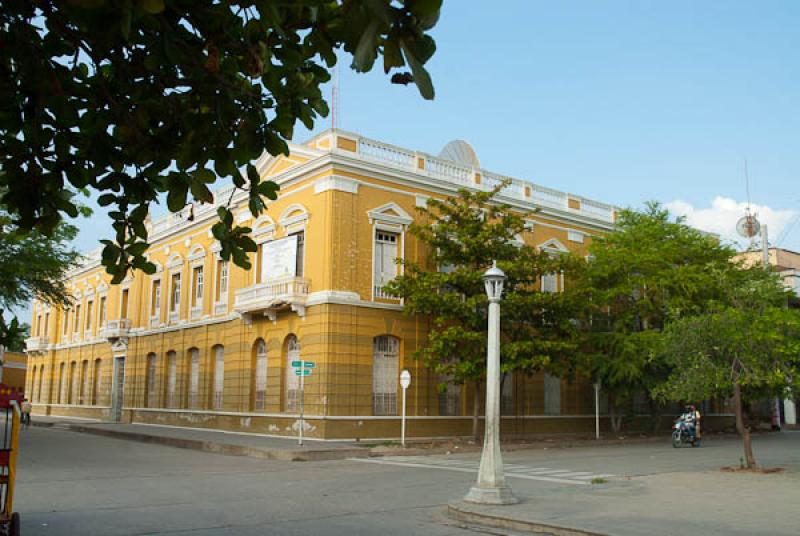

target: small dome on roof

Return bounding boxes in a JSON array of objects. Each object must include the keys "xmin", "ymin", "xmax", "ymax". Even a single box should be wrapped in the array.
[{"xmin": 438, "ymin": 140, "xmax": 480, "ymax": 168}]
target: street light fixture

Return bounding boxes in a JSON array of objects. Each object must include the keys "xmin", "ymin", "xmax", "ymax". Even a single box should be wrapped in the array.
[{"xmin": 464, "ymin": 261, "xmax": 517, "ymax": 505}]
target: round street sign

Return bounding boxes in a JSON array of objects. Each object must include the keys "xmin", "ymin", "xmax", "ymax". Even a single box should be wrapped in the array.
[{"xmin": 400, "ymin": 369, "xmax": 411, "ymax": 389}]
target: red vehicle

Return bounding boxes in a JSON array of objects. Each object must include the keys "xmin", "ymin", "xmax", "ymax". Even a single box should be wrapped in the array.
[{"xmin": 0, "ymin": 384, "xmax": 22, "ymax": 536}]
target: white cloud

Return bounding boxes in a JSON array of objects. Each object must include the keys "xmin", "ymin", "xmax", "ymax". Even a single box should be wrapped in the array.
[{"xmin": 665, "ymin": 197, "xmax": 798, "ymax": 248}]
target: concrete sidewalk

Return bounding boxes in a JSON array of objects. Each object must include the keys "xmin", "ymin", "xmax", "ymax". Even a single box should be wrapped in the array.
[
  {"xmin": 29, "ymin": 415, "xmax": 677, "ymax": 463},
  {"xmin": 449, "ymin": 468, "xmax": 800, "ymax": 536},
  {"xmin": 31, "ymin": 416, "xmax": 369, "ymax": 461}
]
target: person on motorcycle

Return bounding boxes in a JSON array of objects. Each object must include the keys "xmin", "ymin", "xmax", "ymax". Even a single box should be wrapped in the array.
[{"xmin": 682, "ymin": 404, "xmax": 701, "ymax": 440}]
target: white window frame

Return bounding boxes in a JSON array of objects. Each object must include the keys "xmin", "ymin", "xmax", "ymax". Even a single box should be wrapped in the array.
[
  {"xmin": 150, "ymin": 277, "xmax": 162, "ymax": 327},
  {"xmin": 146, "ymin": 353, "xmax": 158, "ymax": 408},
  {"xmin": 188, "ymin": 348, "xmax": 200, "ymax": 409},
  {"xmin": 368, "ymin": 203, "xmax": 412, "ymax": 302},
  {"xmin": 372, "ymin": 229, "xmax": 401, "ymax": 299}
]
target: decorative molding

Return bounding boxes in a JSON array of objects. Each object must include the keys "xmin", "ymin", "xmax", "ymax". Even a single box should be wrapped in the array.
[
  {"xmin": 314, "ymin": 175, "xmax": 359, "ymax": 195},
  {"xmin": 279, "ymin": 203, "xmax": 309, "ymax": 230},
  {"xmin": 367, "ymin": 202, "xmax": 413, "ymax": 227},
  {"xmin": 188, "ymin": 245, "xmax": 206, "ymax": 262},
  {"xmin": 538, "ymin": 238, "xmax": 569, "ymax": 252}
]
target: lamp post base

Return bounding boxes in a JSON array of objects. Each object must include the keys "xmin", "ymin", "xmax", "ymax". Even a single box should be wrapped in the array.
[{"xmin": 464, "ymin": 485, "xmax": 518, "ymax": 505}]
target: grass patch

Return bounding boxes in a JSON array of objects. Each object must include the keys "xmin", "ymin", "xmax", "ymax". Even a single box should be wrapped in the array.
[{"xmin": 590, "ymin": 477, "xmax": 608, "ymax": 484}]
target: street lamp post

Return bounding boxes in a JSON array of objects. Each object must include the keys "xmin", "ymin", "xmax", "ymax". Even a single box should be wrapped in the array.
[{"xmin": 464, "ymin": 261, "xmax": 517, "ymax": 505}]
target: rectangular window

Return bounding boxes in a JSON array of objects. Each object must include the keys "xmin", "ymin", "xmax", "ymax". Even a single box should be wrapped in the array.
[
  {"xmin": 98, "ymin": 297, "xmax": 106, "ymax": 326},
  {"xmin": 85, "ymin": 300, "xmax": 93, "ymax": 331},
  {"xmin": 74, "ymin": 305, "xmax": 81, "ymax": 333},
  {"xmin": 171, "ymin": 273, "xmax": 181, "ymax": 313},
  {"xmin": 63, "ymin": 310, "xmax": 69, "ymax": 336},
  {"xmin": 36, "ymin": 315, "xmax": 42, "ymax": 336},
  {"xmin": 44, "ymin": 313, "xmax": 50, "ymax": 336},
  {"xmin": 193, "ymin": 266, "xmax": 204, "ymax": 306},
  {"xmin": 120, "ymin": 289, "xmax": 129, "ymax": 318},
  {"xmin": 292, "ymin": 231, "xmax": 305, "ymax": 277},
  {"xmin": 151, "ymin": 280, "xmax": 161, "ymax": 316},
  {"xmin": 567, "ymin": 230, "xmax": 584, "ymax": 243},
  {"xmin": 217, "ymin": 261, "xmax": 229, "ymax": 300},
  {"xmin": 541, "ymin": 273, "xmax": 558, "ymax": 293},
  {"xmin": 373, "ymin": 231, "xmax": 399, "ymax": 299}
]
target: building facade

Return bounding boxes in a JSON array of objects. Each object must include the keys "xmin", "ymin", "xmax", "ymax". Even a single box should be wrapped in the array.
[
  {"xmin": 0, "ymin": 351, "xmax": 27, "ymax": 393},
  {"xmin": 26, "ymin": 130, "xmax": 623, "ymax": 439}
]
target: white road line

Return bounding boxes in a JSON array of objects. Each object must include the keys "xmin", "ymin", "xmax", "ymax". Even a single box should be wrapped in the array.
[{"xmin": 348, "ymin": 458, "xmax": 590, "ymax": 486}]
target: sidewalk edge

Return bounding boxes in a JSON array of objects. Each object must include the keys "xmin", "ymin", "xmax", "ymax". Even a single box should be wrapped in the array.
[
  {"xmin": 447, "ymin": 500, "xmax": 610, "ymax": 536},
  {"xmin": 32, "ymin": 421, "xmax": 369, "ymax": 462}
]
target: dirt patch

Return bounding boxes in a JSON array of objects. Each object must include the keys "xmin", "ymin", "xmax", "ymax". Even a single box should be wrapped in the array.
[{"xmin": 720, "ymin": 466, "xmax": 784, "ymax": 474}]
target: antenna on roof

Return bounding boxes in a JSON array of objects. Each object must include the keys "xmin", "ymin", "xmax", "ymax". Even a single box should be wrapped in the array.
[
  {"xmin": 331, "ymin": 51, "xmax": 340, "ymax": 130},
  {"xmin": 736, "ymin": 159, "xmax": 760, "ymax": 251}
]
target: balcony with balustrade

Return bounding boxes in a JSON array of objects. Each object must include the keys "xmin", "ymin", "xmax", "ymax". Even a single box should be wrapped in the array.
[
  {"xmin": 24, "ymin": 336, "xmax": 50, "ymax": 354},
  {"xmin": 234, "ymin": 276, "xmax": 310, "ymax": 321},
  {"xmin": 99, "ymin": 318, "xmax": 132, "ymax": 341},
  {"xmin": 326, "ymin": 131, "xmax": 618, "ymax": 225}
]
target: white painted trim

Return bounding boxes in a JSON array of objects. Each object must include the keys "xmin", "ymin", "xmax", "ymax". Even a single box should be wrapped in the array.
[{"xmin": 314, "ymin": 175, "xmax": 359, "ymax": 194}]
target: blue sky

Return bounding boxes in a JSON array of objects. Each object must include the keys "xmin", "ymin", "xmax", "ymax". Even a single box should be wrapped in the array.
[{"xmin": 70, "ymin": 1, "xmax": 799, "ymax": 262}]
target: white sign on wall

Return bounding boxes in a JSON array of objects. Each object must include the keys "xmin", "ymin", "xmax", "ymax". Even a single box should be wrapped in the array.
[{"xmin": 262, "ymin": 235, "xmax": 298, "ymax": 281}]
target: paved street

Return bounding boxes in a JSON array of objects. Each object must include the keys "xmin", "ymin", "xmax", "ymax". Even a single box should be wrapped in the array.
[{"xmin": 14, "ymin": 427, "xmax": 800, "ymax": 535}]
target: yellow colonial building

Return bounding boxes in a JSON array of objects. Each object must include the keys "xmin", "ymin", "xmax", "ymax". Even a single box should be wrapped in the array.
[{"xmin": 25, "ymin": 130, "xmax": 618, "ymax": 439}]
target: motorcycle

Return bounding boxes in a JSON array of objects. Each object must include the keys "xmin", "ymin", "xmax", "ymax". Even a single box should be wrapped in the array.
[{"xmin": 672, "ymin": 415, "xmax": 700, "ymax": 448}]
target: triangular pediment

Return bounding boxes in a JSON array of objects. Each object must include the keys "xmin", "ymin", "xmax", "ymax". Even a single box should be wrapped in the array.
[
  {"xmin": 367, "ymin": 202, "xmax": 413, "ymax": 226},
  {"xmin": 538, "ymin": 238, "xmax": 569, "ymax": 253}
]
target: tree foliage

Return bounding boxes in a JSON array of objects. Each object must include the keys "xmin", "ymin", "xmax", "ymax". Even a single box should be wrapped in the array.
[
  {"xmin": 0, "ymin": 211, "xmax": 83, "ymax": 345},
  {"xmin": 386, "ymin": 184, "xmax": 581, "ymax": 435},
  {"xmin": 0, "ymin": 0, "xmax": 440, "ymax": 282},
  {"xmin": 653, "ymin": 277, "xmax": 799, "ymax": 467},
  {"xmin": 575, "ymin": 202, "xmax": 747, "ymax": 429}
]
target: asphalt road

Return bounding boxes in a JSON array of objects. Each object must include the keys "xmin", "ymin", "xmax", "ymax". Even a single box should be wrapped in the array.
[{"xmin": 13, "ymin": 428, "xmax": 800, "ymax": 535}]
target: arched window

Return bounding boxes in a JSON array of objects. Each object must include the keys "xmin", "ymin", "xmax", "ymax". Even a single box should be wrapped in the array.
[
  {"xmin": 165, "ymin": 351, "xmax": 177, "ymax": 408},
  {"xmin": 187, "ymin": 348, "xmax": 200, "ymax": 409},
  {"xmin": 372, "ymin": 335, "xmax": 399, "ymax": 415},
  {"xmin": 80, "ymin": 360, "xmax": 90, "ymax": 405},
  {"xmin": 212, "ymin": 345, "xmax": 224, "ymax": 410},
  {"xmin": 69, "ymin": 361, "xmax": 78, "ymax": 404},
  {"xmin": 37, "ymin": 365, "xmax": 45, "ymax": 403},
  {"xmin": 58, "ymin": 362, "xmax": 66, "ymax": 404},
  {"xmin": 284, "ymin": 335, "xmax": 300, "ymax": 412},
  {"xmin": 30, "ymin": 366, "xmax": 37, "ymax": 403},
  {"xmin": 501, "ymin": 372, "xmax": 514, "ymax": 416},
  {"xmin": 252, "ymin": 339, "xmax": 268, "ymax": 411},
  {"xmin": 544, "ymin": 372, "xmax": 561, "ymax": 415},
  {"xmin": 92, "ymin": 359, "xmax": 102, "ymax": 405},
  {"xmin": 145, "ymin": 353, "xmax": 158, "ymax": 408}
]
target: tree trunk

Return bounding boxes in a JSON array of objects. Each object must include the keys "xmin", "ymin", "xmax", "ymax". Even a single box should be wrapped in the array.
[
  {"xmin": 609, "ymin": 395, "xmax": 623, "ymax": 434},
  {"xmin": 733, "ymin": 383, "xmax": 757, "ymax": 469},
  {"xmin": 472, "ymin": 381, "xmax": 481, "ymax": 441},
  {"xmin": 648, "ymin": 397, "xmax": 662, "ymax": 434}
]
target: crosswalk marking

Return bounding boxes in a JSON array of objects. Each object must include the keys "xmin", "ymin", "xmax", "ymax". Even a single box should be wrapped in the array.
[{"xmin": 348, "ymin": 456, "xmax": 615, "ymax": 486}]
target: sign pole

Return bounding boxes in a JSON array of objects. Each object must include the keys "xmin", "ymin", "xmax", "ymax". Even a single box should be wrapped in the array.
[
  {"xmin": 299, "ymin": 359, "xmax": 305, "ymax": 446},
  {"xmin": 594, "ymin": 381, "xmax": 601, "ymax": 440},
  {"xmin": 400, "ymin": 370, "xmax": 411, "ymax": 448}
]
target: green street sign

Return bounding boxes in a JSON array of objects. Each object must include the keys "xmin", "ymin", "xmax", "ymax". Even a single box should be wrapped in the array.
[
  {"xmin": 291, "ymin": 360, "xmax": 315, "ymax": 368},
  {"xmin": 294, "ymin": 369, "xmax": 312, "ymax": 376}
]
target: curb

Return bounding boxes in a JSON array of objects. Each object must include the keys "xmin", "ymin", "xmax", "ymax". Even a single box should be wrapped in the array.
[
  {"xmin": 447, "ymin": 501, "xmax": 610, "ymax": 536},
  {"xmin": 31, "ymin": 421, "xmax": 369, "ymax": 462}
]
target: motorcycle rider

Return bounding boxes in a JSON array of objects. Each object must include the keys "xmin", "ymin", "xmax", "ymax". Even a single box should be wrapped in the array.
[{"xmin": 682, "ymin": 404, "xmax": 701, "ymax": 440}]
